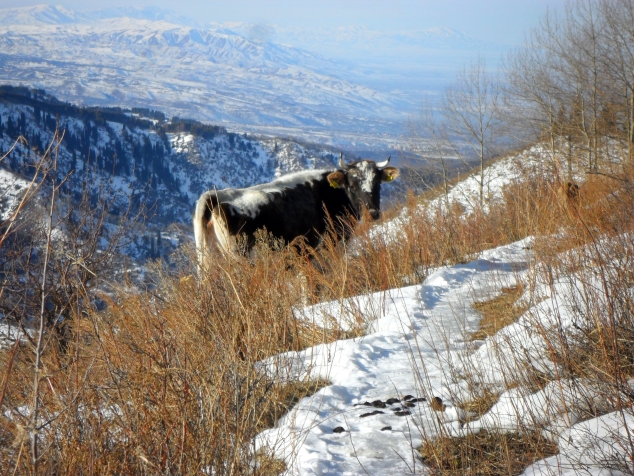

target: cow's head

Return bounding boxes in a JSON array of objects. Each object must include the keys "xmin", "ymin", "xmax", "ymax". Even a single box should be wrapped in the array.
[{"xmin": 327, "ymin": 154, "xmax": 400, "ymax": 220}]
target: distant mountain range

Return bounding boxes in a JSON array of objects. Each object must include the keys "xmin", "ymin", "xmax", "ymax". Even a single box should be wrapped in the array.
[
  {"xmin": 0, "ymin": 5, "xmax": 198, "ymax": 26},
  {"xmin": 0, "ymin": 5, "xmax": 503, "ymax": 149}
]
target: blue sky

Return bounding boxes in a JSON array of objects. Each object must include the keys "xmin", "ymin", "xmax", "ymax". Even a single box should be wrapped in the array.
[{"xmin": 2, "ymin": 0, "xmax": 568, "ymax": 44}]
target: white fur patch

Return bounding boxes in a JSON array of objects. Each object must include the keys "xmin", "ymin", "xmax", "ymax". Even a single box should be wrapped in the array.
[
  {"xmin": 229, "ymin": 190, "xmax": 271, "ymax": 218},
  {"xmin": 356, "ymin": 161, "xmax": 376, "ymax": 193},
  {"xmin": 259, "ymin": 169, "xmax": 331, "ymax": 192},
  {"xmin": 222, "ymin": 170, "xmax": 332, "ymax": 218}
]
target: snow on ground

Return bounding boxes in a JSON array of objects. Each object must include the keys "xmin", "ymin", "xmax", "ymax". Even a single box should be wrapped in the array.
[
  {"xmin": 256, "ymin": 238, "xmax": 532, "ymax": 475},
  {"xmin": 434, "ymin": 143, "xmax": 588, "ymax": 216},
  {"xmin": 0, "ymin": 166, "xmax": 30, "ymax": 221},
  {"xmin": 0, "ymin": 318, "xmax": 21, "ymax": 349},
  {"xmin": 256, "ymin": 234, "xmax": 634, "ymax": 475},
  {"xmin": 439, "ymin": 145, "xmax": 555, "ymax": 215},
  {"xmin": 521, "ymin": 409, "xmax": 634, "ymax": 476},
  {"xmin": 373, "ymin": 144, "xmax": 583, "ymax": 244}
]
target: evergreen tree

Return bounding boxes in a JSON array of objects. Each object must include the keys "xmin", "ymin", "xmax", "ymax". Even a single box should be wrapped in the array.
[
  {"xmin": 18, "ymin": 112, "xmax": 26, "ymax": 135},
  {"xmin": 6, "ymin": 117, "xmax": 15, "ymax": 137}
]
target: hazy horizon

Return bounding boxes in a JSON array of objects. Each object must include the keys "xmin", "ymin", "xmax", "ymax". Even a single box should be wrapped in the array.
[{"xmin": 0, "ymin": 1, "xmax": 567, "ymax": 45}]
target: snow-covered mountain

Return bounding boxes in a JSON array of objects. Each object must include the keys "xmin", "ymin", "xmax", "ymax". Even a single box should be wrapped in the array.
[
  {"xmin": 218, "ymin": 22, "xmax": 503, "ymax": 97},
  {"xmin": 0, "ymin": 5, "xmax": 404, "ymax": 148},
  {"xmin": 87, "ymin": 6, "xmax": 201, "ymax": 27},
  {"xmin": 0, "ymin": 5, "xmax": 199, "ymax": 27},
  {"xmin": 0, "ymin": 5, "xmax": 503, "ymax": 149},
  {"xmin": 0, "ymin": 4, "xmax": 90, "ymax": 25},
  {"xmin": 0, "ymin": 86, "xmax": 356, "ymax": 263}
]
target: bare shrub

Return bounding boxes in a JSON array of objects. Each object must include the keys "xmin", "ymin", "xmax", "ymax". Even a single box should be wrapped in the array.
[{"xmin": 0, "ymin": 221, "xmax": 334, "ymax": 473}]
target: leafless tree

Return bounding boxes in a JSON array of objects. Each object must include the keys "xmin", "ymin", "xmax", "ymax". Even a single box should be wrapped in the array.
[
  {"xmin": 563, "ymin": 0, "xmax": 606, "ymax": 171},
  {"xmin": 504, "ymin": 0, "xmax": 634, "ymax": 174},
  {"xmin": 597, "ymin": 0, "xmax": 634, "ymax": 164},
  {"xmin": 504, "ymin": 10, "xmax": 573, "ymax": 176},
  {"xmin": 407, "ymin": 96, "xmax": 454, "ymax": 206},
  {"xmin": 441, "ymin": 58, "xmax": 502, "ymax": 206}
]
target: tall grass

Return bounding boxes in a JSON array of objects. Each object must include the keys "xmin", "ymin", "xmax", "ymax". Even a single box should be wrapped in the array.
[
  {"xmin": 413, "ymin": 159, "xmax": 634, "ymax": 474},
  {"xmin": 1, "ymin": 148, "xmax": 634, "ymax": 474}
]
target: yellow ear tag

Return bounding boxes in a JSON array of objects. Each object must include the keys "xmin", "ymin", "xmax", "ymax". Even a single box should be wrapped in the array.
[
  {"xmin": 330, "ymin": 181, "xmax": 339, "ymax": 188},
  {"xmin": 386, "ymin": 175, "xmax": 394, "ymax": 182}
]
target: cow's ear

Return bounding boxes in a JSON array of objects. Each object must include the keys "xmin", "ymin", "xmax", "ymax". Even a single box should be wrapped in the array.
[
  {"xmin": 381, "ymin": 167, "xmax": 400, "ymax": 182},
  {"xmin": 328, "ymin": 171, "xmax": 346, "ymax": 188}
]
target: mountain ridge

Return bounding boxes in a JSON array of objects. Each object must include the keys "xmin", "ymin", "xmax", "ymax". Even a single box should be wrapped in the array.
[
  {"xmin": 0, "ymin": 4, "xmax": 502, "ymax": 149},
  {"xmin": 0, "ymin": 12, "xmax": 403, "ymax": 149}
]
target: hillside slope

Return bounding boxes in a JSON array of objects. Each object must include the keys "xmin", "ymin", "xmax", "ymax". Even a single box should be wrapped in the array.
[
  {"xmin": 0, "ymin": 86, "xmax": 345, "ymax": 263},
  {"xmin": 255, "ymin": 147, "xmax": 634, "ymax": 475}
]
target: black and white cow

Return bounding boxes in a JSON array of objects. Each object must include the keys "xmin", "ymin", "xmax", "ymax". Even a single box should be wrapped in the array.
[{"xmin": 193, "ymin": 154, "xmax": 399, "ymax": 270}]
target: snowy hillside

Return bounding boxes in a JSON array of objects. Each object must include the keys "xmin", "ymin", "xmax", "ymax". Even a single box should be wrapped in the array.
[
  {"xmin": 0, "ymin": 88, "xmax": 342, "ymax": 223},
  {"xmin": 372, "ymin": 145, "xmax": 581, "ymax": 244},
  {"xmin": 0, "ymin": 166, "xmax": 30, "ymax": 222},
  {"xmin": 258, "ymin": 236, "xmax": 634, "ymax": 475},
  {"xmin": 432, "ymin": 145, "xmax": 566, "ymax": 215},
  {"xmin": 253, "ymin": 147, "xmax": 634, "ymax": 475},
  {"xmin": 258, "ymin": 240, "xmax": 529, "ymax": 474}
]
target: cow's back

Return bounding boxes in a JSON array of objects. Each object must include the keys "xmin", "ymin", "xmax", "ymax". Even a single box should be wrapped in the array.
[
  {"xmin": 220, "ymin": 173, "xmax": 352, "ymax": 249},
  {"xmin": 194, "ymin": 170, "xmax": 355, "ymax": 269}
]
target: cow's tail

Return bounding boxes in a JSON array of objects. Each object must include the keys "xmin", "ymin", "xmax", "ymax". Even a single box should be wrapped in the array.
[{"xmin": 193, "ymin": 191, "xmax": 217, "ymax": 276}]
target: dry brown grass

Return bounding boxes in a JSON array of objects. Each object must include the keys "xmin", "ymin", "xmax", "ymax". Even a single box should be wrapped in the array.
[
  {"xmin": 0, "ymin": 241, "xmax": 331, "ymax": 474},
  {"xmin": 526, "ymin": 166, "xmax": 634, "ymax": 387},
  {"xmin": 471, "ymin": 285, "xmax": 527, "ymax": 341},
  {"xmin": 416, "ymin": 156, "xmax": 634, "ymax": 475},
  {"xmin": 420, "ymin": 430, "xmax": 558, "ymax": 476},
  {"xmin": 458, "ymin": 389, "xmax": 501, "ymax": 418},
  {"xmin": 2, "ymin": 149, "xmax": 634, "ymax": 474}
]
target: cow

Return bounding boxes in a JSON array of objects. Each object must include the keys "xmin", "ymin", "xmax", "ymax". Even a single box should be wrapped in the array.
[{"xmin": 193, "ymin": 154, "xmax": 399, "ymax": 271}]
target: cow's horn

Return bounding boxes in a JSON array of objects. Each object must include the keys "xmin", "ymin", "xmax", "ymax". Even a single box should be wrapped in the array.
[
  {"xmin": 376, "ymin": 156, "xmax": 390, "ymax": 168},
  {"xmin": 339, "ymin": 152, "xmax": 346, "ymax": 169}
]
